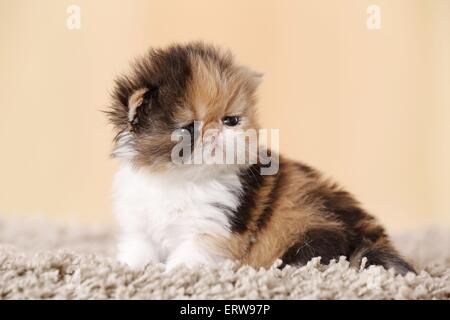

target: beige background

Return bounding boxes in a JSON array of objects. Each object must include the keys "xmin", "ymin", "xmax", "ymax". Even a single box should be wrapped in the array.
[{"xmin": 0, "ymin": 0, "xmax": 449, "ymax": 232}]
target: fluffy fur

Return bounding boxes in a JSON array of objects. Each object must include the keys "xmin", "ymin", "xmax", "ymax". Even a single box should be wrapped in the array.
[{"xmin": 107, "ymin": 42, "xmax": 415, "ymax": 274}]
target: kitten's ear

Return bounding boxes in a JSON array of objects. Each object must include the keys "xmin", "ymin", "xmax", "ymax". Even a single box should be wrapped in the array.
[
  {"xmin": 240, "ymin": 66, "xmax": 264, "ymax": 91},
  {"xmin": 128, "ymin": 88, "xmax": 149, "ymax": 125}
]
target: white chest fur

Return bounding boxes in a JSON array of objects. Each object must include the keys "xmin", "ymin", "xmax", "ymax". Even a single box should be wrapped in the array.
[{"xmin": 112, "ymin": 162, "xmax": 242, "ymax": 269}]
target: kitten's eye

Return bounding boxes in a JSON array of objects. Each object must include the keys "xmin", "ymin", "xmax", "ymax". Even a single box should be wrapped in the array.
[
  {"xmin": 222, "ymin": 116, "xmax": 240, "ymax": 127},
  {"xmin": 180, "ymin": 122, "xmax": 195, "ymax": 136}
]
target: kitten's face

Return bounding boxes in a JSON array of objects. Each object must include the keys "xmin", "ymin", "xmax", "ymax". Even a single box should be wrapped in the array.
[{"xmin": 108, "ymin": 43, "xmax": 261, "ymax": 172}]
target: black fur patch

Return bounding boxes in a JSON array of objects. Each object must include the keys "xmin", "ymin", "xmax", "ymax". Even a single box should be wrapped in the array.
[
  {"xmin": 359, "ymin": 244, "xmax": 416, "ymax": 275},
  {"xmin": 281, "ymin": 228, "xmax": 350, "ymax": 267},
  {"xmin": 282, "ymin": 182, "xmax": 416, "ymax": 274},
  {"xmin": 254, "ymin": 165, "xmax": 284, "ymax": 230},
  {"xmin": 228, "ymin": 164, "xmax": 264, "ymax": 233},
  {"xmin": 306, "ymin": 187, "xmax": 365, "ymax": 227},
  {"xmin": 304, "ymin": 187, "xmax": 371, "ymax": 248}
]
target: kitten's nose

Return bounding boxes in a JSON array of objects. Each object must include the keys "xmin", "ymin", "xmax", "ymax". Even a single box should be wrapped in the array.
[
  {"xmin": 202, "ymin": 122, "xmax": 222, "ymax": 148},
  {"xmin": 202, "ymin": 122, "xmax": 222, "ymax": 139}
]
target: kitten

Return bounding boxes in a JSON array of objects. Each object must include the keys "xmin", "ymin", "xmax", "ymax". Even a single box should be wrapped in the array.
[{"xmin": 107, "ymin": 42, "xmax": 415, "ymax": 274}]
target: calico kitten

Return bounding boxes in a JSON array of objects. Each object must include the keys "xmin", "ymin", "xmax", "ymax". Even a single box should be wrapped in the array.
[{"xmin": 107, "ymin": 42, "xmax": 415, "ymax": 274}]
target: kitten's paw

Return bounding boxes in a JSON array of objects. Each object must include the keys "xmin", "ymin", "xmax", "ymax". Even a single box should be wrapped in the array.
[
  {"xmin": 165, "ymin": 251, "xmax": 210, "ymax": 272},
  {"xmin": 164, "ymin": 241, "xmax": 224, "ymax": 272},
  {"xmin": 117, "ymin": 236, "xmax": 159, "ymax": 269},
  {"xmin": 117, "ymin": 251, "xmax": 152, "ymax": 269}
]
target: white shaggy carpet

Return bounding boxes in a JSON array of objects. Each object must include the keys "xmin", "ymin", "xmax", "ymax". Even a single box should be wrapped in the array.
[{"xmin": 0, "ymin": 218, "xmax": 449, "ymax": 300}]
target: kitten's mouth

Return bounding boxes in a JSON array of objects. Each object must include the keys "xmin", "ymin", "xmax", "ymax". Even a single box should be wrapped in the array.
[
  {"xmin": 204, "ymin": 142, "xmax": 218, "ymax": 157},
  {"xmin": 209, "ymin": 135, "xmax": 219, "ymax": 150}
]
